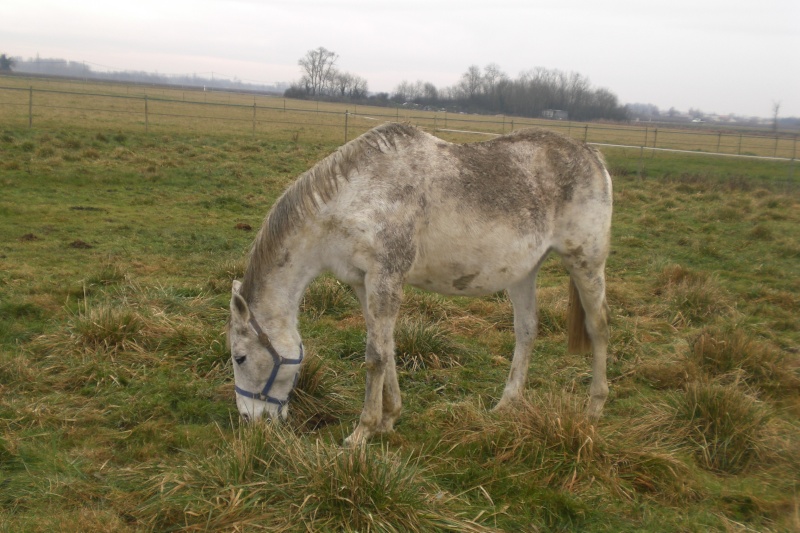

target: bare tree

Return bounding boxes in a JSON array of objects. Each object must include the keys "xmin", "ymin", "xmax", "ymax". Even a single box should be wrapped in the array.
[
  {"xmin": 334, "ymin": 71, "xmax": 353, "ymax": 97},
  {"xmin": 421, "ymin": 82, "xmax": 438, "ymax": 102},
  {"xmin": 482, "ymin": 63, "xmax": 506, "ymax": 94},
  {"xmin": 349, "ymin": 75, "xmax": 368, "ymax": 99},
  {"xmin": 392, "ymin": 80, "xmax": 415, "ymax": 102},
  {"xmin": 298, "ymin": 47, "xmax": 338, "ymax": 96},
  {"xmin": 459, "ymin": 65, "xmax": 483, "ymax": 99}
]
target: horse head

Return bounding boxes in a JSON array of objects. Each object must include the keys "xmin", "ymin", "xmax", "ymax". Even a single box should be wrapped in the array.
[{"xmin": 228, "ymin": 280, "xmax": 303, "ymax": 422}]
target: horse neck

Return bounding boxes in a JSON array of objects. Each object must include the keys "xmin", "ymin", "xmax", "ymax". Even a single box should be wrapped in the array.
[{"xmin": 245, "ymin": 237, "xmax": 322, "ymax": 353}]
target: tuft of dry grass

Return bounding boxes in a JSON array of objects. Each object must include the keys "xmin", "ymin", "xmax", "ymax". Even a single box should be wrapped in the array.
[
  {"xmin": 654, "ymin": 264, "xmax": 733, "ymax": 326},
  {"xmin": 670, "ymin": 381, "xmax": 770, "ymax": 474},
  {"xmin": 441, "ymin": 392, "xmax": 604, "ymax": 487},
  {"xmin": 301, "ymin": 275, "xmax": 359, "ymax": 319},
  {"xmin": 635, "ymin": 355, "xmax": 699, "ymax": 391},
  {"xmin": 438, "ymin": 392, "xmax": 700, "ymax": 504},
  {"xmin": 136, "ymin": 422, "xmax": 497, "ymax": 532},
  {"xmin": 394, "ymin": 317, "xmax": 464, "ymax": 370},
  {"xmin": 289, "ymin": 349, "xmax": 358, "ymax": 430},
  {"xmin": 692, "ymin": 327, "xmax": 800, "ymax": 397}
]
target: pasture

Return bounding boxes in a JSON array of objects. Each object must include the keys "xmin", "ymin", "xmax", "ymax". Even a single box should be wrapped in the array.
[{"xmin": 1, "ymin": 84, "xmax": 799, "ymax": 531}]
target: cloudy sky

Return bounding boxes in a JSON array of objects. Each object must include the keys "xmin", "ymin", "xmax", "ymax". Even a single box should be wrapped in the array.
[{"xmin": 3, "ymin": 0, "xmax": 798, "ymax": 117}]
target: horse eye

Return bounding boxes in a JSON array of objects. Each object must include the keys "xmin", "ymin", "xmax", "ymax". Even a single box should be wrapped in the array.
[{"xmin": 234, "ymin": 355, "xmax": 247, "ymax": 365}]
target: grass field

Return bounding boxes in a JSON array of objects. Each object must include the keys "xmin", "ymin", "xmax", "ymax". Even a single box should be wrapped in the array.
[
  {"xmin": 2, "ymin": 74, "xmax": 799, "ymax": 161},
  {"xmin": 1, "ymin": 88, "xmax": 799, "ymax": 531}
]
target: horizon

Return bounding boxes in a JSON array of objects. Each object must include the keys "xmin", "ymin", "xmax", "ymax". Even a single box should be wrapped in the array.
[{"xmin": 5, "ymin": 54, "xmax": 793, "ymax": 121}]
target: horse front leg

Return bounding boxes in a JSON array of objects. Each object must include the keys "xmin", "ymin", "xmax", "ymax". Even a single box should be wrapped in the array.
[{"xmin": 345, "ymin": 278, "xmax": 403, "ymax": 447}]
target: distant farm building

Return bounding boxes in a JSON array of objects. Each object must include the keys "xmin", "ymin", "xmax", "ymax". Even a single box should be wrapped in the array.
[{"xmin": 542, "ymin": 109, "xmax": 569, "ymax": 120}]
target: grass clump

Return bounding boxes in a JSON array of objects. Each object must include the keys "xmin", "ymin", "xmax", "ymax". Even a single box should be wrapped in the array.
[
  {"xmin": 442, "ymin": 393, "xmax": 603, "ymax": 486},
  {"xmin": 654, "ymin": 264, "xmax": 732, "ymax": 326},
  {"xmin": 139, "ymin": 423, "xmax": 492, "ymax": 532},
  {"xmin": 671, "ymin": 382, "xmax": 769, "ymax": 474},
  {"xmin": 301, "ymin": 275, "xmax": 359, "ymax": 319},
  {"xmin": 394, "ymin": 317, "xmax": 463, "ymax": 370},
  {"xmin": 67, "ymin": 303, "xmax": 145, "ymax": 354},
  {"xmin": 289, "ymin": 350, "xmax": 357, "ymax": 430},
  {"xmin": 692, "ymin": 327, "xmax": 800, "ymax": 396}
]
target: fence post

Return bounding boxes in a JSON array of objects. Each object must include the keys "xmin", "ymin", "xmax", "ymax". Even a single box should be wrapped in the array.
[
  {"xmin": 638, "ymin": 146, "xmax": 645, "ymax": 178},
  {"xmin": 252, "ymin": 101, "xmax": 257, "ymax": 137},
  {"xmin": 344, "ymin": 110, "xmax": 349, "ymax": 144},
  {"xmin": 145, "ymin": 95, "xmax": 149, "ymax": 134},
  {"xmin": 584, "ymin": 124, "xmax": 588, "ymax": 142},
  {"xmin": 28, "ymin": 86, "xmax": 33, "ymax": 128},
  {"xmin": 716, "ymin": 131, "xmax": 722, "ymax": 153},
  {"xmin": 650, "ymin": 128, "xmax": 659, "ymax": 159},
  {"xmin": 738, "ymin": 133, "xmax": 742, "ymax": 155}
]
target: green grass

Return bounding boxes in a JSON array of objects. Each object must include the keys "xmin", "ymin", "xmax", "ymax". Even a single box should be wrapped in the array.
[{"xmin": 1, "ymin": 110, "xmax": 799, "ymax": 531}]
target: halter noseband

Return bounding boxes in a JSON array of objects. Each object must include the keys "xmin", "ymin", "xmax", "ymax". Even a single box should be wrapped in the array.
[{"xmin": 234, "ymin": 315, "xmax": 304, "ymax": 409}]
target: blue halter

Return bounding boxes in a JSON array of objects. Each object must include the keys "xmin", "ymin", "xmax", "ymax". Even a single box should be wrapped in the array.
[{"xmin": 234, "ymin": 315, "xmax": 303, "ymax": 409}]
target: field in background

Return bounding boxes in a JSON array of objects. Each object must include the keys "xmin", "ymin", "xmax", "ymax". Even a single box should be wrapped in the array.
[
  {"xmin": 2, "ymin": 74, "xmax": 799, "ymax": 165},
  {"xmin": 1, "ymin": 76, "xmax": 799, "ymax": 531}
]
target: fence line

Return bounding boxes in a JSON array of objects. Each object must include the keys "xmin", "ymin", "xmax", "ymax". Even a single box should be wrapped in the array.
[{"xmin": 1, "ymin": 84, "xmax": 797, "ymax": 164}]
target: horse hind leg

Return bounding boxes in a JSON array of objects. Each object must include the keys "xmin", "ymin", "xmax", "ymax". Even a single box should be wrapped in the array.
[
  {"xmin": 561, "ymin": 254, "xmax": 611, "ymax": 421},
  {"xmin": 495, "ymin": 269, "xmax": 539, "ymax": 411}
]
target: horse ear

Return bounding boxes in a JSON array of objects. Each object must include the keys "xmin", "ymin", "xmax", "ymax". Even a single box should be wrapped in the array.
[
  {"xmin": 232, "ymin": 280, "xmax": 242, "ymax": 294},
  {"xmin": 231, "ymin": 281, "xmax": 250, "ymax": 323}
]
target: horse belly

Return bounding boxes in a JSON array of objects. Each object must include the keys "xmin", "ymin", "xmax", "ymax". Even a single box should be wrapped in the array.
[{"xmin": 406, "ymin": 229, "xmax": 546, "ymax": 296}]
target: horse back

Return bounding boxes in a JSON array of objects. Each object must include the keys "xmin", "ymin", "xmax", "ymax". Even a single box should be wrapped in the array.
[{"xmin": 322, "ymin": 127, "xmax": 611, "ymax": 293}]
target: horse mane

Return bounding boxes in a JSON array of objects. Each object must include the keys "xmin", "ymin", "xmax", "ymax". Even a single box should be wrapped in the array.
[{"xmin": 240, "ymin": 122, "xmax": 422, "ymax": 301}]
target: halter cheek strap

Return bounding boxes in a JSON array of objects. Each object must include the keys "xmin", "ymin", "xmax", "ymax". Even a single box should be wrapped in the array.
[{"xmin": 234, "ymin": 315, "xmax": 304, "ymax": 408}]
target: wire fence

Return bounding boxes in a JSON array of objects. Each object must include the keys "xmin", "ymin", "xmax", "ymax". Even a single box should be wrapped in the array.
[{"xmin": 1, "ymin": 83, "xmax": 798, "ymax": 166}]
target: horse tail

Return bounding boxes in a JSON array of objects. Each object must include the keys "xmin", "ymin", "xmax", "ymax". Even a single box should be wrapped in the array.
[{"xmin": 567, "ymin": 277, "xmax": 592, "ymax": 354}]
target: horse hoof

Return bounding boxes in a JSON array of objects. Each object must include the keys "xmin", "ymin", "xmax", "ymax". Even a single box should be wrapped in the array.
[
  {"xmin": 492, "ymin": 396, "xmax": 518, "ymax": 412},
  {"xmin": 343, "ymin": 428, "xmax": 370, "ymax": 448},
  {"xmin": 586, "ymin": 402, "xmax": 605, "ymax": 423}
]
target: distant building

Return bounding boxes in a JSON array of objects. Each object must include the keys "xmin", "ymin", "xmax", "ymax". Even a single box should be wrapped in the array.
[{"xmin": 542, "ymin": 109, "xmax": 569, "ymax": 120}]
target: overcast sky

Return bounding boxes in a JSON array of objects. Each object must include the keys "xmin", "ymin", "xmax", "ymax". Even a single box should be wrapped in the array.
[{"xmin": 3, "ymin": 0, "xmax": 798, "ymax": 117}]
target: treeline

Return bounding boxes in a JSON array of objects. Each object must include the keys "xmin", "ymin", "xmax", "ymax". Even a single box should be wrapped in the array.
[
  {"xmin": 391, "ymin": 64, "xmax": 628, "ymax": 121},
  {"xmin": 5, "ymin": 56, "xmax": 288, "ymax": 94},
  {"xmin": 6, "ymin": 50, "xmax": 629, "ymax": 122},
  {"xmin": 286, "ymin": 50, "xmax": 628, "ymax": 122}
]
